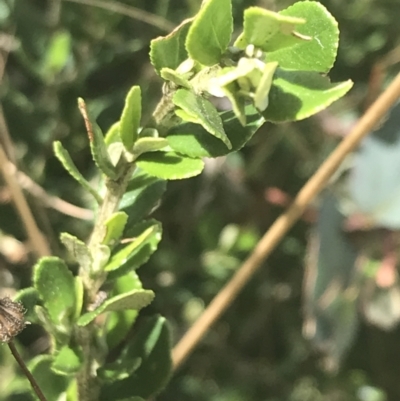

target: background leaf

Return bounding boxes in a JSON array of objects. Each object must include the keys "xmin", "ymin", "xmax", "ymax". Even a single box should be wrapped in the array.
[{"xmin": 99, "ymin": 316, "xmax": 172, "ymax": 400}]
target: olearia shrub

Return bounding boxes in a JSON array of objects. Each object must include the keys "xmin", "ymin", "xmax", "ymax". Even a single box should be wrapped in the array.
[{"xmin": 3, "ymin": 0, "xmax": 352, "ymax": 399}]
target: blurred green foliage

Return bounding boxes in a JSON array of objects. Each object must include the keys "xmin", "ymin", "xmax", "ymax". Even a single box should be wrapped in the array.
[{"xmin": 1, "ymin": 0, "xmax": 400, "ymax": 400}]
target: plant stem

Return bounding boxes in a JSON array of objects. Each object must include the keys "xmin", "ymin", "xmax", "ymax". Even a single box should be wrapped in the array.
[
  {"xmin": 8, "ymin": 341, "xmax": 48, "ymax": 401},
  {"xmin": 172, "ymin": 70, "xmax": 400, "ymax": 370},
  {"xmin": 76, "ymin": 164, "xmax": 134, "ymax": 401}
]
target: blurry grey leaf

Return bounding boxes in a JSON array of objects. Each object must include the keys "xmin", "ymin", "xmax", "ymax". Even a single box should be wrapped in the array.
[
  {"xmin": 348, "ymin": 102, "xmax": 400, "ymax": 229},
  {"xmin": 303, "ymin": 191, "xmax": 359, "ymax": 370}
]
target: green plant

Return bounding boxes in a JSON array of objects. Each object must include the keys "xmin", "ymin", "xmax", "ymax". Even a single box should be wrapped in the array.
[{"xmin": 4, "ymin": 0, "xmax": 353, "ymax": 399}]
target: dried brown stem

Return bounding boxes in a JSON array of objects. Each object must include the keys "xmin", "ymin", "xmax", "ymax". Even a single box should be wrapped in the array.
[
  {"xmin": 172, "ymin": 72, "xmax": 400, "ymax": 370},
  {"xmin": 62, "ymin": 0, "xmax": 175, "ymax": 32},
  {"xmin": 0, "ymin": 146, "xmax": 51, "ymax": 258},
  {"xmin": 8, "ymin": 341, "xmax": 48, "ymax": 401}
]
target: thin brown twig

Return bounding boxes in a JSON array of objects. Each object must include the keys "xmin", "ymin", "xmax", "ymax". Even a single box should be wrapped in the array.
[
  {"xmin": 8, "ymin": 341, "xmax": 48, "ymax": 401},
  {"xmin": 172, "ymin": 72, "xmax": 400, "ymax": 370},
  {"xmin": 0, "ymin": 145, "xmax": 51, "ymax": 258},
  {"xmin": 62, "ymin": 0, "xmax": 175, "ymax": 32},
  {"xmin": 12, "ymin": 164, "xmax": 94, "ymax": 220}
]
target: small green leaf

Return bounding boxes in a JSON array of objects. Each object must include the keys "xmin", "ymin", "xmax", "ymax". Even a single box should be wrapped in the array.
[
  {"xmin": 120, "ymin": 86, "xmax": 141, "ymax": 151},
  {"xmin": 54, "ymin": 141, "xmax": 102, "ymax": 204},
  {"xmin": 119, "ymin": 170, "xmax": 166, "ymax": 226},
  {"xmin": 105, "ymin": 122, "xmax": 121, "ymax": 145},
  {"xmin": 137, "ymin": 151, "xmax": 204, "ymax": 180},
  {"xmin": 267, "ymin": 1, "xmax": 340, "ymax": 72},
  {"xmin": 74, "ymin": 277, "xmax": 84, "ymax": 320},
  {"xmin": 132, "ymin": 137, "xmax": 169, "ymax": 159},
  {"xmin": 52, "ymin": 345, "xmax": 83, "ymax": 376},
  {"xmin": 160, "ymin": 68, "xmax": 192, "ymax": 89},
  {"xmin": 263, "ymin": 69, "xmax": 353, "ymax": 122},
  {"xmin": 60, "ymin": 232, "xmax": 92, "ymax": 273},
  {"xmin": 78, "ymin": 98, "xmax": 118, "ymax": 179},
  {"xmin": 92, "ymin": 244, "xmax": 111, "ymax": 273},
  {"xmin": 254, "ymin": 61, "xmax": 278, "ymax": 111},
  {"xmin": 222, "ymin": 85, "xmax": 246, "ymax": 125},
  {"xmin": 105, "ymin": 221, "xmax": 161, "ymax": 279},
  {"xmin": 186, "ymin": 0, "xmax": 233, "ymax": 66},
  {"xmin": 15, "ymin": 287, "xmax": 39, "ymax": 324},
  {"xmin": 234, "ymin": 7, "xmax": 305, "ymax": 51},
  {"xmin": 150, "ymin": 19, "xmax": 192, "ymax": 75},
  {"xmin": 167, "ymin": 106, "xmax": 264, "ymax": 158},
  {"xmin": 29, "ymin": 356, "xmax": 69, "ymax": 401},
  {"xmin": 99, "ymin": 316, "xmax": 172, "ymax": 400},
  {"xmin": 173, "ymin": 89, "xmax": 231, "ymax": 148},
  {"xmin": 77, "ymin": 289, "xmax": 154, "ymax": 327},
  {"xmin": 106, "ymin": 271, "xmax": 143, "ymax": 349},
  {"xmin": 33, "ymin": 257, "xmax": 76, "ymax": 327},
  {"xmin": 43, "ymin": 30, "xmax": 71, "ymax": 75},
  {"xmin": 103, "ymin": 212, "xmax": 129, "ymax": 246}
]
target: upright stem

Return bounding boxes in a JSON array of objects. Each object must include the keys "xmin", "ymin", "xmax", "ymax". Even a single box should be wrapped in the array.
[
  {"xmin": 75, "ymin": 90, "xmax": 175, "ymax": 401},
  {"xmin": 76, "ymin": 165, "xmax": 134, "ymax": 401}
]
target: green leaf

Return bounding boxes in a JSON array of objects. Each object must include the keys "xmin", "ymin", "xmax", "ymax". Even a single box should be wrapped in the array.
[
  {"xmin": 119, "ymin": 170, "xmax": 166, "ymax": 226},
  {"xmin": 234, "ymin": 7, "xmax": 306, "ymax": 51},
  {"xmin": 99, "ymin": 316, "xmax": 172, "ymax": 400},
  {"xmin": 173, "ymin": 89, "xmax": 231, "ymax": 148},
  {"xmin": 33, "ymin": 257, "xmax": 76, "ymax": 327},
  {"xmin": 77, "ymin": 289, "xmax": 154, "ymax": 327},
  {"xmin": 106, "ymin": 271, "xmax": 143, "ymax": 349},
  {"xmin": 105, "ymin": 122, "xmax": 121, "ymax": 146},
  {"xmin": 137, "ymin": 151, "xmax": 204, "ymax": 180},
  {"xmin": 54, "ymin": 141, "xmax": 102, "ymax": 204},
  {"xmin": 74, "ymin": 277, "xmax": 84, "ymax": 320},
  {"xmin": 43, "ymin": 30, "xmax": 71, "ymax": 75},
  {"xmin": 150, "ymin": 18, "xmax": 192, "ymax": 75},
  {"xmin": 15, "ymin": 287, "xmax": 40, "ymax": 324},
  {"xmin": 105, "ymin": 221, "xmax": 162, "ymax": 279},
  {"xmin": 132, "ymin": 137, "xmax": 169, "ymax": 159},
  {"xmin": 254, "ymin": 61, "xmax": 279, "ymax": 111},
  {"xmin": 186, "ymin": 0, "xmax": 233, "ymax": 66},
  {"xmin": 52, "ymin": 345, "xmax": 83, "ymax": 376},
  {"xmin": 263, "ymin": 69, "xmax": 353, "ymax": 122},
  {"xmin": 267, "ymin": 1, "xmax": 340, "ymax": 72},
  {"xmin": 103, "ymin": 212, "xmax": 129, "ymax": 246},
  {"xmin": 60, "ymin": 232, "xmax": 92, "ymax": 273},
  {"xmin": 160, "ymin": 68, "xmax": 192, "ymax": 89},
  {"xmin": 120, "ymin": 86, "xmax": 141, "ymax": 151},
  {"xmin": 78, "ymin": 98, "xmax": 118, "ymax": 179},
  {"xmin": 29, "ymin": 356, "xmax": 69, "ymax": 401},
  {"xmin": 167, "ymin": 106, "xmax": 264, "ymax": 158}
]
